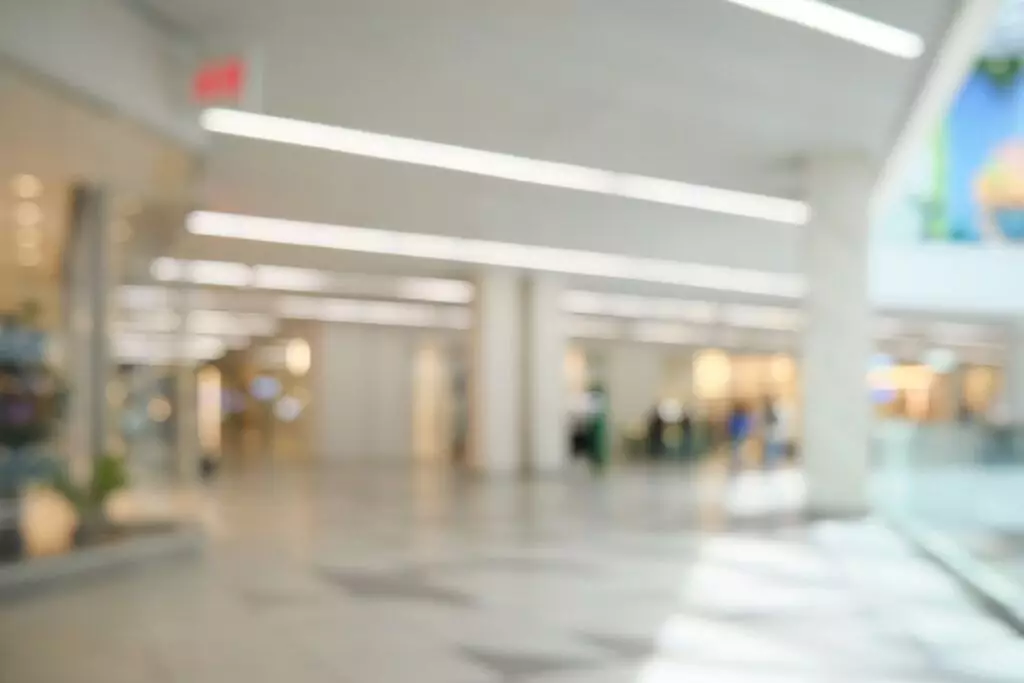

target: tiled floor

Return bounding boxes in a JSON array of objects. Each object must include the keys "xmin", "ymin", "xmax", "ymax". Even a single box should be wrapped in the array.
[{"xmin": 1, "ymin": 461, "xmax": 1022, "ymax": 682}]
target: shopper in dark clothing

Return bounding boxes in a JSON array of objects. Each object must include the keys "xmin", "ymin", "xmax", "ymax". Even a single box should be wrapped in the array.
[
  {"xmin": 647, "ymin": 406, "xmax": 665, "ymax": 458},
  {"xmin": 727, "ymin": 402, "xmax": 751, "ymax": 473}
]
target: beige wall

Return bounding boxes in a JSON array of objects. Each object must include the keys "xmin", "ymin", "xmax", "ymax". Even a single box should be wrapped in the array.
[{"xmin": 314, "ymin": 323, "xmax": 464, "ymax": 462}]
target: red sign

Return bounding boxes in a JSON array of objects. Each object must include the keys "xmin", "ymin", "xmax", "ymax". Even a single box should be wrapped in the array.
[{"xmin": 192, "ymin": 56, "xmax": 245, "ymax": 104}]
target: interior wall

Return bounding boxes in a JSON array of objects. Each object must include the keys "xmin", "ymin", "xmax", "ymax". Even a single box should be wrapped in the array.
[
  {"xmin": 582, "ymin": 341, "xmax": 669, "ymax": 454},
  {"xmin": 314, "ymin": 323, "xmax": 464, "ymax": 462},
  {"xmin": 313, "ymin": 324, "xmax": 410, "ymax": 461},
  {"xmin": 0, "ymin": 0, "xmax": 202, "ymax": 145},
  {"xmin": 412, "ymin": 340, "xmax": 455, "ymax": 463}
]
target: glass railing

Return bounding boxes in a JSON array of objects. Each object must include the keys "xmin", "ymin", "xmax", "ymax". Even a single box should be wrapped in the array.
[{"xmin": 873, "ymin": 419, "xmax": 1024, "ymax": 623}]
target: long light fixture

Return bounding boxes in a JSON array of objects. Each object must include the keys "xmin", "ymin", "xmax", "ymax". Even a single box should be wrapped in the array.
[
  {"xmin": 188, "ymin": 211, "xmax": 806, "ymax": 298},
  {"xmin": 117, "ymin": 307, "xmax": 277, "ymax": 337},
  {"xmin": 200, "ymin": 109, "xmax": 809, "ymax": 225},
  {"xmin": 276, "ymin": 295, "xmax": 471, "ymax": 329},
  {"xmin": 114, "ymin": 334, "xmax": 227, "ymax": 363},
  {"xmin": 151, "ymin": 256, "xmax": 474, "ymax": 303},
  {"xmin": 721, "ymin": 0, "xmax": 924, "ymax": 58}
]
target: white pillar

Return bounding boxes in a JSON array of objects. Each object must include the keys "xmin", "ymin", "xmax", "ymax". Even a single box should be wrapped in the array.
[
  {"xmin": 175, "ymin": 289, "xmax": 199, "ymax": 481},
  {"xmin": 802, "ymin": 155, "xmax": 873, "ymax": 516},
  {"xmin": 471, "ymin": 269, "xmax": 523, "ymax": 473},
  {"xmin": 524, "ymin": 275, "xmax": 568, "ymax": 472},
  {"xmin": 65, "ymin": 185, "xmax": 113, "ymax": 463}
]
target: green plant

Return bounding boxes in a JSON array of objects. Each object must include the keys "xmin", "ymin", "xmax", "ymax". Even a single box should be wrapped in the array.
[
  {"xmin": 51, "ymin": 455, "xmax": 128, "ymax": 523},
  {"xmin": 978, "ymin": 57, "xmax": 1022, "ymax": 88}
]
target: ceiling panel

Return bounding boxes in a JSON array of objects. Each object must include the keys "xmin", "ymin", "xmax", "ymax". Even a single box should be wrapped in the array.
[
  {"xmin": 197, "ymin": 133, "xmax": 801, "ymax": 273},
  {"xmin": 145, "ymin": 0, "xmax": 958, "ymax": 192},
  {"xmin": 134, "ymin": 0, "xmax": 962, "ymax": 288}
]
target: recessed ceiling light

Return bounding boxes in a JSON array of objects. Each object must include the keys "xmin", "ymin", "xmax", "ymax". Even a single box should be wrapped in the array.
[
  {"xmin": 11, "ymin": 174, "xmax": 42, "ymax": 199},
  {"xmin": 721, "ymin": 0, "xmax": 924, "ymax": 58},
  {"xmin": 188, "ymin": 211, "xmax": 806, "ymax": 298},
  {"xmin": 14, "ymin": 201, "xmax": 42, "ymax": 227},
  {"xmin": 200, "ymin": 108, "xmax": 809, "ymax": 225},
  {"xmin": 285, "ymin": 338, "xmax": 312, "ymax": 377}
]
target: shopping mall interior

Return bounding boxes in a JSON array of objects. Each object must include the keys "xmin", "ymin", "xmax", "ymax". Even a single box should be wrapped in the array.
[{"xmin": 3, "ymin": 0, "xmax": 1024, "ymax": 681}]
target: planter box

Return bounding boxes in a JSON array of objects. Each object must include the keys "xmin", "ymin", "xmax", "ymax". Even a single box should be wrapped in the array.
[{"xmin": 0, "ymin": 522, "xmax": 203, "ymax": 598}]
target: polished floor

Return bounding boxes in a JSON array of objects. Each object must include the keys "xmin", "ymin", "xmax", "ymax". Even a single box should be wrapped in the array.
[{"xmin": 1, "ymin": 461, "xmax": 1023, "ymax": 682}]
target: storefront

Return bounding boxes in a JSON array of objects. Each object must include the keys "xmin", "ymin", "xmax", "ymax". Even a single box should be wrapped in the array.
[{"xmin": 0, "ymin": 62, "xmax": 198, "ymax": 560}]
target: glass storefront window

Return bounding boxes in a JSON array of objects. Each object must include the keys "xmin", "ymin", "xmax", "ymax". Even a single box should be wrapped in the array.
[{"xmin": 0, "ymin": 64, "xmax": 198, "ymax": 561}]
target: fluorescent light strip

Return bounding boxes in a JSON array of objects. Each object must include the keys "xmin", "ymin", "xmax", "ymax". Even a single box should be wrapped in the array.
[
  {"xmin": 188, "ymin": 211, "xmax": 805, "ymax": 298},
  {"xmin": 632, "ymin": 321, "xmax": 709, "ymax": 345},
  {"xmin": 151, "ymin": 257, "xmax": 475, "ymax": 304},
  {"xmin": 722, "ymin": 0, "xmax": 924, "ymax": 58},
  {"xmin": 149, "ymin": 254, "xmax": 475, "ymax": 303},
  {"xmin": 200, "ymin": 108, "xmax": 808, "ymax": 225},
  {"xmin": 114, "ymin": 334, "xmax": 229, "ymax": 363},
  {"xmin": 565, "ymin": 291, "xmax": 802, "ymax": 330},
  {"xmin": 276, "ymin": 295, "xmax": 471, "ymax": 329}
]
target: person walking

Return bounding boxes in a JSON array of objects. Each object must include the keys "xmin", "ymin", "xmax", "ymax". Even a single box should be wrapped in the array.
[
  {"xmin": 762, "ymin": 397, "xmax": 787, "ymax": 469},
  {"xmin": 727, "ymin": 402, "xmax": 751, "ymax": 474}
]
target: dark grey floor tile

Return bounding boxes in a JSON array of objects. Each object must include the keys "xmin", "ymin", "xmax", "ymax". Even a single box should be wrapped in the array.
[
  {"xmin": 582, "ymin": 633, "xmax": 652, "ymax": 660},
  {"xmin": 318, "ymin": 568, "xmax": 477, "ymax": 608},
  {"xmin": 459, "ymin": 645, "xmax": 597, "ymax": 680}
]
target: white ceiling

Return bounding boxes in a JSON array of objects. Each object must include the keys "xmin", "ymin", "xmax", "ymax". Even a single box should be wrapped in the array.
[{"xmin": 144, "ymin": 0, "xmax": 961, "ymax": 298}]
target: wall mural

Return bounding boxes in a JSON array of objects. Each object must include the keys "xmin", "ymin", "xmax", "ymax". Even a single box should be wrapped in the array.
[{"xmin": 887, "ymin": 0, "xmax": 1024, "ymax": 243}]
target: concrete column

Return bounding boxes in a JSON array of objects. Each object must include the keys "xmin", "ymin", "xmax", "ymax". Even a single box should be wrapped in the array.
[
  {"xmin": 524, "ymin": 274, "xmax": 568, "ymax": 472},
  {"xmin": 802, "ymin": 154, "xmax": 873, "ymax": 516},
  {"xmin": 65, "ymin": 186, "xmax": 112, "ymax": 462},
  {"xmin": 471, "ymin": 269, "xmax": 523, "ymax": 473},
  {"xmin": 175, "ymin": 289, "xmax": 199, "ymax": 481}
]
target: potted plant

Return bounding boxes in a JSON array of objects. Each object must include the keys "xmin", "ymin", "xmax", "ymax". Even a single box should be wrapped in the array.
[{"xmin": 51, "ymin": 455, "xmax": 128, "ymax": 545}]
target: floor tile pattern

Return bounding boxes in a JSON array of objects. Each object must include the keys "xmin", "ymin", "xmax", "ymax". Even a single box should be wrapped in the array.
[{"xmin": 0, "ymin": 464, "xmax": 1021, "ymax": 682}]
